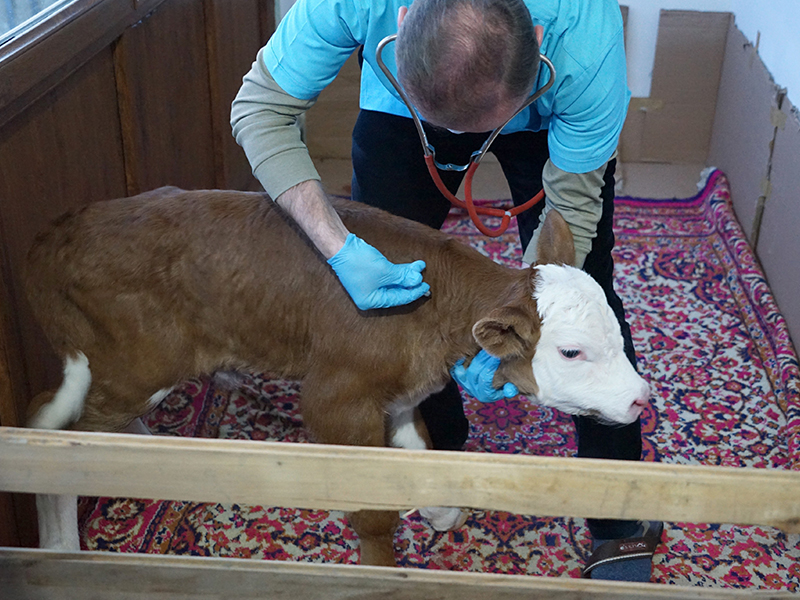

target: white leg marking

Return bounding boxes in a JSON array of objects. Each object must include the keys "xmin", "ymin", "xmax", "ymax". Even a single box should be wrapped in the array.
[
  {"xmin": 146, "ymin": 387, "xmax": 173, "ymax": 409},
  {"xmin": 389, "ymin": 408, "xmax": 427, "ymax": 451},
  {"xmin": 29, "ymin": 353, "xmax": 91, "ymax": 430},
  {"xmin": 36, "ymin": 494, "xmax": 80, "ymax": 551},
  {"xmin": 390, "ymin": 406, "xmax": 470, "ymax": 531}
]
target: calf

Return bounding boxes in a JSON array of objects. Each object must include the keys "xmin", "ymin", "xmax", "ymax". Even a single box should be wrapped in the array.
[{"xmin": 24, "ymin": 187, "xmax": 649, "ymax": 565}]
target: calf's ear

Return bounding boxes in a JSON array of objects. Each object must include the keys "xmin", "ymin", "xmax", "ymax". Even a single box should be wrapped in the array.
[
  {"xmin": 473, "ymin": 306, "xmax": 540, "ymax": 358},
  {"xmin": 535, "ymin": 209, "xmax": 575, "ymax": 267}
]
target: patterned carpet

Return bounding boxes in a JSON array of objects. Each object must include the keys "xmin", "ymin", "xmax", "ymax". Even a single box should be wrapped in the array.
[{"xmin": 78, "ymin": 169, "xmax": 800, "ymax": 590}]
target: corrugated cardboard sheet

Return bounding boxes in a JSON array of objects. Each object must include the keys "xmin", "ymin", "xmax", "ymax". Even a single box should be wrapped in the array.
[
  {"xmin": 708, "ymin": 21, "xmax": 781, "ymax": 242},
  {"xmin": 757, "ymin": 99, "xmax": 800, "ymax": 350},
  {"xmin": 621, "ymin": 10, "xmax": 731, "ymax": 164}
]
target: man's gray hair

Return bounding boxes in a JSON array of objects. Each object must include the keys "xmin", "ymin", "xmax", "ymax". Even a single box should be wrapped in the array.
[{"xmin": 395, "ymin": 0, "xmax": 539, "ymax": 129}]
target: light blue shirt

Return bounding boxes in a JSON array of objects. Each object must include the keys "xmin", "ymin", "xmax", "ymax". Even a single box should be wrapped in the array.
[{"xmin": 264, "ymin": 0, "xmax": 630, "ymax": 174}]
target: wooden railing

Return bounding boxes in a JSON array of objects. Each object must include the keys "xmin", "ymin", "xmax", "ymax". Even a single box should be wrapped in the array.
[{"xmin": 0, "ymin": 426, "xmax": 797, "ymax": 598}]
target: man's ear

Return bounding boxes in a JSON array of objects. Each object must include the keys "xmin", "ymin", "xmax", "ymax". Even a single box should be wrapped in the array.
[
  {"xmin": 473, "ymin": 306, "xmax": 540, "ymax": 358},
  {"xmin": 535, "ymin": 209, "xmax": 575, "ymax": 266},
  {"xmin": 397, "ymin": 5, "xmax": 407, "ymax": 27}
]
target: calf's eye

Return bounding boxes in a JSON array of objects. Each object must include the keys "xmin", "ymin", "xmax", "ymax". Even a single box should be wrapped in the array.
[{"xmin": 560, "ymin": 348, "xmax": 582, "ymax": 360}]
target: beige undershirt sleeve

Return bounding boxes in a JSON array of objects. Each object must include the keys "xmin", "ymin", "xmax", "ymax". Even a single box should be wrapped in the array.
[
  {"xmin": 521, "ymin": 150, "xmax": 616, "ymax": 269},
  {"xmin": 230, "ymin": 48, "xmax": 321, "ymax": 199}
]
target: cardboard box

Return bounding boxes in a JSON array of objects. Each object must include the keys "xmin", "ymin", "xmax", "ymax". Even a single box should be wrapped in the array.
[{"xmin": 620, "ymin": 10, "xmax": 732, "ymax": 165}]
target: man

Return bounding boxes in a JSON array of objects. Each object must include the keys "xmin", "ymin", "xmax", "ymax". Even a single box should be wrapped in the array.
[{"xmin": 231, "ymin": 0, "xmax": 661, "ymax": 580}]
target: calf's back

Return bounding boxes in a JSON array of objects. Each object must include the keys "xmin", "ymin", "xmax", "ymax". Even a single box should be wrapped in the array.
[{"xmin": 24, "ymin": 187, "xmax": 519, "ymax": 426}]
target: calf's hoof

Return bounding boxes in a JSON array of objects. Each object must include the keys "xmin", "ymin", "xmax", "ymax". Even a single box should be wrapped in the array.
[
  {"xmin": 347, "ymin": 509, "xmax": 399, "ymax": 567},
  {"xmin": 359, "ymin": 535, "xmax": 398, "ymax": 567}
]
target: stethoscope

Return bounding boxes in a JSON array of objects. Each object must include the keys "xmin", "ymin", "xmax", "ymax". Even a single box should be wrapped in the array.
[{"xmin": 375, "ymin": 34, "xmax": 556, "ymax": 237}]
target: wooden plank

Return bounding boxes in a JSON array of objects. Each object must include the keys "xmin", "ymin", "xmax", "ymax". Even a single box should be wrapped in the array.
[
  {"xmin": 2, "ymin": 427, "xmax": 800, "ymax": 532},
  {"xmin": 0, "ymin": 548, "xmax": 793, "ymax": 599},
  {"xmin": 113, "ymin": 0, "xmax": 216, "ymax": 195},
  {"xmin": 0, "ymin": 48, "xmax": 128, "ymax": 410},
  {"xmin": 203, "ymin": 0, "xmax": 270, "ymax": 190}
]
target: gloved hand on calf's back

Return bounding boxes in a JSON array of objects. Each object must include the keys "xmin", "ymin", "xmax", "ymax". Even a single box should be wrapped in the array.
[{"xmin": 327, "ymin": 233, "xmax": 430, "ymax": 310}]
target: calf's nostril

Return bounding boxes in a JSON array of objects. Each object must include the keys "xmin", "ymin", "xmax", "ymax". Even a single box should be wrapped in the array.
[{"xmin": 628, "ymin": 402, "xmax": 645, "ymax": 419}]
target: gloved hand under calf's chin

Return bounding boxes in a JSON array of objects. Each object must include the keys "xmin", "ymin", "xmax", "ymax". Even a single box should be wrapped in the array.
[
  {"xmin": 327, "ymin": 233, "xmax": 430, "ymax": 310},
  {"xmin": 450, "ymin": 349, "xmax": 519, "ymax": 403}
]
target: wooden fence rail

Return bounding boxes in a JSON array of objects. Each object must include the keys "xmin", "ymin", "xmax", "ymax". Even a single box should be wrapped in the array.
[
  {"xmin": 1, "ymin": 426, "xmax": 798, "ymax": 599},
  {"xmin": 1, "ymin": 427, "xmax": 799, "ymax": 530}
]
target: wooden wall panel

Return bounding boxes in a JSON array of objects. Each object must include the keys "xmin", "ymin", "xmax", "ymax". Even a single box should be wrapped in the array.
[
  {"xmin": 0, "ymin": 0, "xmax": 149, "ymax": 130},
  {"xmin": 0, "ymin": 493, "xmax": 19, "ymax": 547},
  {"xmin": 305, "ymin": 52, "xmax": 361, "ymax": 165},
  {"xmin": 0, "ymin": 240, "xmax": 24, "ymax": 429},
  {"xmin": 0, "ymin": 47, "xmax": 127, "ymax": 412},
  {"xmin": 205, "ymin": 0, "xmax": 269, "ymax": 191},
  {"xmin": 114, "ymin": 0, "xmax": 216, "ymax": 195},
  {"xmin": 0, "ymin": 0, "xmax": 273, "ymax": 549},
  {"xmin": 0, "ymin": 48, "xmax": 126, "ymax": 550}
]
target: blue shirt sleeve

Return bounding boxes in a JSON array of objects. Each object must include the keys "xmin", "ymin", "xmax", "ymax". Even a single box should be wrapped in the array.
[
  {"xmin": 546, "ymin": 29, "xmax": 630, "ymax": 173},
  {"xmin": 264, "ymin": 0, "xmax": 368, "ymax": 100}
]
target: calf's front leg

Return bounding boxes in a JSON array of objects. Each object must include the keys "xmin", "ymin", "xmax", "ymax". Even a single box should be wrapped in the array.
[
  {"xmin": 390, "ymin": 406, "xmax": 469, "ymax": 532},
  {"xmin": 301, "ymin": 375, "xmax": 401, "ymax": 566},
  {"xmin": 346, "ymin": 509, "xmax": 401, "ymax": 567}
]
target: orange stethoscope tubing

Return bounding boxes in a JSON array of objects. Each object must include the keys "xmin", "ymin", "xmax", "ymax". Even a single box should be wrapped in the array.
[{"xmin": 375, "ymin": 34, "xmax": 556, "ymax": 237}]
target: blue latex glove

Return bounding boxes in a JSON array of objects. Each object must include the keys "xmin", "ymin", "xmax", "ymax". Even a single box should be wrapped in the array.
[
  {"xmin": 327, "ymin": 233, "xmax": 430, "ymax": 310},
  {"xmin": 450, "ymin": 349, "xmax": 519, "ymax": 403}
]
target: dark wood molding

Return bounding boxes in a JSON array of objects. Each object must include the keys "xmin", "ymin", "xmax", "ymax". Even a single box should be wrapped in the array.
[{"xmin": 0, "ymin": 0, "xmax": 170, "ymax": 129}]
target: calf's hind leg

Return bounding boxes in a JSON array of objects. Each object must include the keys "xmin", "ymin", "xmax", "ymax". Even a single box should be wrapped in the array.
[
  {"xmin": 301, "ymin": 376, "xmax": 400, "ymax": 567},
  {"xmin": 26, "ymin": 354, "xmax": 92, "ymax": 551},
  {"xmin": 29, "ymin": 370, "xmax": 155, "ymax": 551}
]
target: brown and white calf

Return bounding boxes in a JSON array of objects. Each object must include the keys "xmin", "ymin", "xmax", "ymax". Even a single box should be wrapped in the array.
[{"xmin": 24, "ymin": 187, "xmax": 649, "ymax": 565}]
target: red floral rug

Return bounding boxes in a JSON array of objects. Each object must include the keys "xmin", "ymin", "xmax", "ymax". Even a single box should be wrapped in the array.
[{"xmin": 78, "ymin": 170, "xmax": 800, "ymax": 590}]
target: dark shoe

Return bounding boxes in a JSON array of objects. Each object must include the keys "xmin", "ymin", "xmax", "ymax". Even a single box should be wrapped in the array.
[{"xmin": 582, "ymin": 520, "xmax": 664, "ymax": 581}]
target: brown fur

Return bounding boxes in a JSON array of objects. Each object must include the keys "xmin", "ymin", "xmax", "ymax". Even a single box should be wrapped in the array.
[{"xmin": 24, "ymin": 187, "xmax": 573, "ymax": 565}]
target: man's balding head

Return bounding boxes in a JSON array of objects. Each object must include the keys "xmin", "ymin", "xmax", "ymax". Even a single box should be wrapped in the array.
[{"xmin": 395, "ymin": 0, "xmax": 540, "ymax": 132}]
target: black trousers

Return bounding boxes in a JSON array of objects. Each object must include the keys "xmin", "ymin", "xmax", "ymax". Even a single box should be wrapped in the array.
[{"xmin": 351, "ymin": 109, "xmax": 642, "ymax": 539}]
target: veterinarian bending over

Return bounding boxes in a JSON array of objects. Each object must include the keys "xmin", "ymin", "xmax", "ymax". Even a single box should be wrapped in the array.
[{"xmin": 232, "ymin": 0, "xmax": 661, "ymax": 581}]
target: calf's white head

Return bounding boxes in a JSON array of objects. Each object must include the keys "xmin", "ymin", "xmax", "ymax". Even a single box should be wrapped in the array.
[{"xmin": 472, "ymin": 210, "xmax": 649, "ymax": 425}]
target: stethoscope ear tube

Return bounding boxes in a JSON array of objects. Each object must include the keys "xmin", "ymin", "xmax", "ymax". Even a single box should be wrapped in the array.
[{"xmin": 376, "ymin": 34, "xmax": 433, "ymax": 157}]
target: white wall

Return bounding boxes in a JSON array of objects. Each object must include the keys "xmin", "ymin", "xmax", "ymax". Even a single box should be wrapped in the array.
[
  {"xmin": 622, "ymin": 0, "xmax": 800, "ymax": 102},
  {"xmin": 277, "ymin": 0, "xmax": 295, "ymax": 19},
  {"xmin": 729, "ymin": 0, "xmax": 800, "ymax": 102}
]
